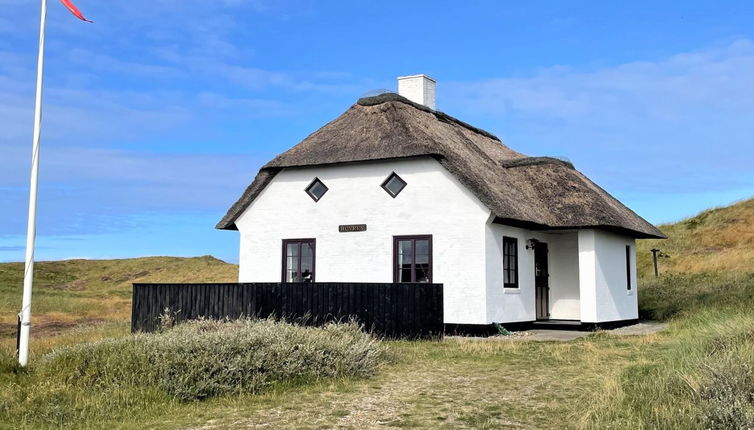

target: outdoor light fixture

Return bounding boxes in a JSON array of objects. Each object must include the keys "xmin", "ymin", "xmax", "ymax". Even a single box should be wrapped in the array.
[{"xmin": 526, "ymin": 239, "xmax": 539, "ymax": 250}]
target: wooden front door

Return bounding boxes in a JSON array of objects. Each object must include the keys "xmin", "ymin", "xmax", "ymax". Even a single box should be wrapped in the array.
[{"xmin": 535, "ymin": 242, "xmax": 549, "ymax": 320}]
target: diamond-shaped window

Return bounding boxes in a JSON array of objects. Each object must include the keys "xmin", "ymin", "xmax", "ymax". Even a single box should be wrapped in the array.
[
  {"xmin": 305, "ymin": 178, "xmax": 328, "ymax": 202},
  {"xmin": 381, "ymin": 172, "xmax": 406, "ymax": 198}
]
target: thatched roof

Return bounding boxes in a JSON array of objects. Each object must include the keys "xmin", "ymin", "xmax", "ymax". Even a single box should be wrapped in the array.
[{"xmin": 217, "ymin": 93, "xmax": 664, "ymax": 239}]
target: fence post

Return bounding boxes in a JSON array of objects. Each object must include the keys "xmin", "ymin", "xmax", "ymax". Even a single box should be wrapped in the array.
[{"xmin": 651, "ymin": 248, "xmax": 660, "ymax": 277}]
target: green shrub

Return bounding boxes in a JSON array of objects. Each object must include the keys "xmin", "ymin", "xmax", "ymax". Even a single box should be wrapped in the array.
[
  {"xmin": 144, "ymin": 319, "xmax": 387, "ymax": 400},
  {"xmin": 32, "ymin": 318, "xmax": 386, "ymax": 402},
  {"xmin": 0, "ymin": 319, "xmax": 387, "ymax": 428},
  {"xmin": 699, "ymin": 360, "xmax": 754, "ymax": 429}
]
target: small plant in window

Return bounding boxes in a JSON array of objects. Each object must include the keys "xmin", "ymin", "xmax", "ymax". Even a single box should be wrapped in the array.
[
  {"xmin": 381, "ymin": 172, "xmax": 407, "ymax": 198},
  {"xmin": 305, "ymin": 178, "xmax": 328, "ymax": 202}
]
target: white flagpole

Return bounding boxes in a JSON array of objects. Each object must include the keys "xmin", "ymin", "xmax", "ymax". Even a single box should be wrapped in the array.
[{"xmin": 18, "ymin": 0, "xmax": 48, "ymax": 367}]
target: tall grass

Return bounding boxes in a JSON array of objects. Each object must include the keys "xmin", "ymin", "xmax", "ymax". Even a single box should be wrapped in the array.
[
  {"xmin": 582, "ymin": 275, "xmax": 754, "ymax": 429},
  {"xmin": 0, "ymin": 318, "xmax": 387, "ymax": 429},
  {"xmin": 638, "ymin": 272, "xmax": 754, "ymax": 320}
]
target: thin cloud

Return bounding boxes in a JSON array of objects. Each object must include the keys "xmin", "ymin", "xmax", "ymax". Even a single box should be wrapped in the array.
[{"xmin": 443, "ymin": 40, "xmax": 754, "ymax": 194}]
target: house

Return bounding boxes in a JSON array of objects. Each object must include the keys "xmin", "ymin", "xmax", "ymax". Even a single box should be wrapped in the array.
[{"xmin": 217, "ymin": 74, "xmax": 665, "ymax": 329}]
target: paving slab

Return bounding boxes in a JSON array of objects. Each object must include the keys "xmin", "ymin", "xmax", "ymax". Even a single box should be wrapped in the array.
[
  {"xmin": 446, "ymin": 320, "xmax": 669, "ymax": 342},
  {"xmin": 606, "ymin": 320, "xmax": 668, "ymax": 336},
  {"xmin": 514, "ymin": 329, "xmax": 589, "ymax": 341}
]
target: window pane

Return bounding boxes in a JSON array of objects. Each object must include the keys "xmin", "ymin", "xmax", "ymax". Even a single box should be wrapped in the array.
[
  {"xmin": 301, "ymin": 242, "xmax": 314, "ymax": 282},
  {"xmin": 311, "ymin": 182, "xmax": 326, "ymax": 197},
  {"xmin": 399, "ymin": 268, "xmax": 413, "ymax": 282},
  {"xmin": 398, "ymin": 240, "xmax": 413, "ymax": 282},
  {"xmin": 386, "ymin": 177, "xmax": 404, "ymax": 195},
  {"xmin": 415, "ymin": 240, "xmax": 429, "ymax": 264},
  {"xmin": 286, "ymin": 255, "xmax": 299, "ymax": 282},
  {"xmin": 398, "ymin": 240, "xmax": 413, "ymax": 264},
  {"xmin": 415, "ymin": 263, "xmax": 430, "ymax": 283}
]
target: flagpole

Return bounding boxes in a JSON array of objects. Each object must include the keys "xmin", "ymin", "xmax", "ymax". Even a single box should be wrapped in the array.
[{"xmin": 18, "ymin": 0, "xmax": 48, "ymax": 367}]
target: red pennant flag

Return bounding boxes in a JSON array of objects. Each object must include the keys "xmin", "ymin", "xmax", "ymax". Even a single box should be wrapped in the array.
[{"xmin": 60, "ymin": 0, "xmax": 93, "ymax": 23}]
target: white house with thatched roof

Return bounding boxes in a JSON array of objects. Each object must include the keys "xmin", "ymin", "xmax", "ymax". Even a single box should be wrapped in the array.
[{"xmin": 218, "ymin": 75, "xmax": 665, "ymax": 329}]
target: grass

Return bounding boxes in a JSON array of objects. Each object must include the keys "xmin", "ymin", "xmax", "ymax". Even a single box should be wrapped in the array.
[
  {"xmin": 0, "ymin": 256, "xmax": 237, "ymax": 351},
  {"xmin": 637, "ymin": 197, "xmax": 754, "ymax": 275},
  {"xmin": 0, "ymin": 331, "xmax": 640, "ymax": 429},
  {"xmin": 0, "ymin": 198, "xmax": 753, "ymax": 428},
  {"xmin": 582, "ymin": 298, "xmax": 754, "ymax": 429},
  {"xmin": 638, "ymin": 271, "xmax": 754, "ymax": 320},
  {"xmin": 0, "ymin": 274, "xmax": 752, "ymax": 429}
]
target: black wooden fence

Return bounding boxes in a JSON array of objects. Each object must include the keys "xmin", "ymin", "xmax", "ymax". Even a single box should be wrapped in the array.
[{"xmin": 131, "ymin": 282, "xmax": 444, "ymax": 338}]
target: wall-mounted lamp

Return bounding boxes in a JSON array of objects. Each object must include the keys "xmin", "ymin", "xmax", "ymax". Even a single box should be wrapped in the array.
[{"xmin": 526, "ymin": 239, "xmax": 539, "ymax": 250}]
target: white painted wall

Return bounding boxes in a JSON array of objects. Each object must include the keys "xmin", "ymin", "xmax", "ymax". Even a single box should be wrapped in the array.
[
  {"xmin": 486, "ymin": 227, "xmax": 580, "ymax": 323},
  {"xmin": 547, "ymin": 232, "xmax": 581, "ymax": 320},
  {"xmin": 235, "ymin": 157, "xmax": 491, "ymax": 324},
  {"xmin": 578, "ymin": 230, "xmax": 638, "ymax": 323},
  {"xmin": 485, "ymin": 223, "xmax": 535, "ymax": 323}
]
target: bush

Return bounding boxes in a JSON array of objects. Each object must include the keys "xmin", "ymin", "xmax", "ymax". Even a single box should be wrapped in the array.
[
  {"xmin": 145, "ymin": 319, "xmax": 387, "ymax": 400},
  {"xmin": 34, "ymin": 318, "xmax": 386, "ymax": 401},
  {"xmin": 699, "ymin": 360, "xmax": 754, "ymax": 429}
]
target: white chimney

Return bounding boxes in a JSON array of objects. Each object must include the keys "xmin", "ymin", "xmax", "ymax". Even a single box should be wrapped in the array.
[{"xmin": 397, "ymin": 74, "xmax": 436, "ymax": 110}]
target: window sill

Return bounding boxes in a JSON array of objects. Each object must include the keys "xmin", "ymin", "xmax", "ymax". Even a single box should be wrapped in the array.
[
  {"xmin": 503, "ymin": 288, "xmax": 521, "ymax": 295},
  {"xmin": 627, "ymin": 290, "xmax": 634, "ymax": 296}
]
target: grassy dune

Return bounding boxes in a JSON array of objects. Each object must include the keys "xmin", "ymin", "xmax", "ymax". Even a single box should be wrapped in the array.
[
  {"xmin": 637, "ymin": 197, "xmax": 754, "ymax": 275},
  {"xmin": 0, "ymin": 256, "xmax": 236, "ymax": 338}
]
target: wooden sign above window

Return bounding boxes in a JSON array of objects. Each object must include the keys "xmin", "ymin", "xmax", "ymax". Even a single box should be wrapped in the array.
[{"xmin": 338, "ymin": 224, "xmax": 367, "ymax": 233}]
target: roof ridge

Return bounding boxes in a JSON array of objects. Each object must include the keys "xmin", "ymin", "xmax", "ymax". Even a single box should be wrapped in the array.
[
  {"xmin": 501, "ymin": 156, "xmax": 574, "ymax": 169},
  {"xmin": 357, "ymin": 93, "xmax": 501, "ymax": 142}
]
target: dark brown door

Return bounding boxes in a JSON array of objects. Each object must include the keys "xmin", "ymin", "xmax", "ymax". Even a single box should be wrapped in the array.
[{"xmin": 535, "ymin": 242, "xmax": 549, "ymax": 320}]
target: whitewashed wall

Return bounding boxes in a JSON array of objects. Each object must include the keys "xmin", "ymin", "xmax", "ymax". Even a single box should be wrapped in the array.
[
  {"xmin": 485, "ymin": 224, "xmax": 535, "ymax": 323},
  {"xmin": 486, "ymin": 226, "xmax": 580, "ymax": 323},
  {"xmin": 578, "ymin": 230, "xmax": 638, "ymax": 323},
  {"xmin": 235, "ymin": 157, "xmax": 491, "ymax": 324},
  {"xmin": 547, "ymin": 232, "xmax": 581, "ymax": 320}
]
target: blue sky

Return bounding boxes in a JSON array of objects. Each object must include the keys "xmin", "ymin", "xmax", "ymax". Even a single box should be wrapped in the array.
[{"xmin": 1, "ymin": 0, "xmax": 753, "ymax": 263}]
